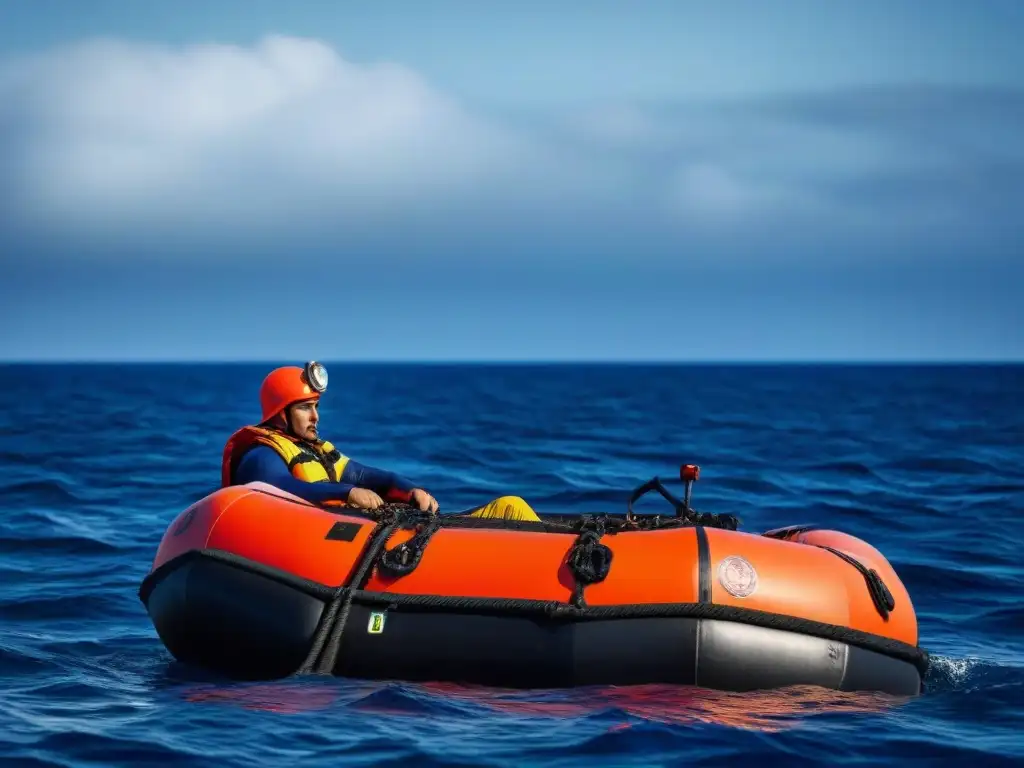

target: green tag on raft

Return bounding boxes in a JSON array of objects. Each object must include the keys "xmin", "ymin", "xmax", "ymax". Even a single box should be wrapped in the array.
[{"xmin": 367, "ymin": 612, "xmax": 386, "ymax": 634}]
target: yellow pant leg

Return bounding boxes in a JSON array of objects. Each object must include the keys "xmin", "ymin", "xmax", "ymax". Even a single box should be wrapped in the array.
[{"xmin": 464, "ymin": 495, "xmax": 541, "ymax": 522}]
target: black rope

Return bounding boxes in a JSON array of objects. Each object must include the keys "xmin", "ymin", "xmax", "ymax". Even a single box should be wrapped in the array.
[
  {"xmin": 301, "ymin": 504, "xmax": 455, "ymax": 674},
  {"xmin": 297, "ymin": 508, "xmax": 403, "ymax": 675},
  {"xmin": 819, "ymin": 546, "xmax": 896, "ymax": 621},
  {"xmin": 377, "ymin": 514, "xmax": 442, "ymax": 578},
  {"xmin": 566, "ymin": 516, "xmax": 614, "ymax": 608}
]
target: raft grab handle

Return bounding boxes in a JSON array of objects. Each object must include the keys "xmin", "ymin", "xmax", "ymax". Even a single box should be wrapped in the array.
[{"xmin": 626, "ymin": 464, "xmax": 701, "ymax": 524}]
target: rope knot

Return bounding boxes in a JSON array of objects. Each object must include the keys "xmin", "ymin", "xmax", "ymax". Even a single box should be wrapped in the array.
[
  {"xmin": 569, "ymin": 532, "xmax": 613, "ymax": 584},
  {"xmin": 567, "ymin": 517, "xmax": 613, "ymax": 608}
]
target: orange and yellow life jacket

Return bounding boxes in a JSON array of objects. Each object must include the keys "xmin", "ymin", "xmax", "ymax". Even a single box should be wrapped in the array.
[{"xmin": 221, "ymin": 425, "xmax": 350, "ymax": 488}]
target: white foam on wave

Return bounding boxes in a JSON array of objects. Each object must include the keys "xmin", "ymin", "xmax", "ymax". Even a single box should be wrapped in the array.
[{"xmin": 930, "ymin": 655, "xmax": 983, "ymax": 686}]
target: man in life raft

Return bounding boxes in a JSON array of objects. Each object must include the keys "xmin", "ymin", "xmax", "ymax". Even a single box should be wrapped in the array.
[{"xmin": 220, "ymin": 361, "xmax": 541, "ymax": 522}]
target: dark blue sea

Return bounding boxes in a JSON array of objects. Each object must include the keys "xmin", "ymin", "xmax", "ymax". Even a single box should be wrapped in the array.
[{"xmin": 1, "ymin": 363, "xmax": 1022, "ymax": 767}]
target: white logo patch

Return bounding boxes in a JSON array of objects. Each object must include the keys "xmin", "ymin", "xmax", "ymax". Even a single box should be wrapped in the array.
[{"xmin": 718, "ymin": 556, "xmax": 758, "ymax": 598}]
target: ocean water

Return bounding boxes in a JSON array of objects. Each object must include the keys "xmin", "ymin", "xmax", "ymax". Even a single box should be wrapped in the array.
[{"xmin": 1, "ymin": 362, "xmax": 1022, "ymax": 767}]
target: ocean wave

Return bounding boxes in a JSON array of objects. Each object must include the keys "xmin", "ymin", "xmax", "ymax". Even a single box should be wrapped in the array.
[
  {"xmin": 712, "ymin": 475, "xmax": 796, "ymax": 497},
  {"xmin": 0, "ymin": 479, "xmax": 85, "ymax": 506},
  {"xmin": 960, "ymin": 606, "xmax": 1024, "ymax": 636},
  {"xmin": 0, "ymin": 534, "xmax": 121, "ymax": 557},
  {"xmin": 897, "ymin": 561, "xmax": 1003, "ymax": 594},
  {"xmin": 0, "ymin": 643, "xmax": 60, "ymax": 678},
  {"xmin": 882, "ymin": 456, "xmax": 1003, "ymax": 475},
  {"xmin": 1, "ymin": 592, "xmax": 131, "ymax": 622},
  {"xmin": 801, "ymin": 460, "xmax": 881, "ymax": 478},
  {"xmin": 2, "ymin": 731, "xmax": 207, "ymax": 768}
]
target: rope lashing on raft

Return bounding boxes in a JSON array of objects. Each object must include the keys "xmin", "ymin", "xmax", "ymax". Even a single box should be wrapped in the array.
[
  {"xmin": 819, "ymin": 545, "xmax": 897, "ymax": 621},
  {"xmin": 363, "ymin": 510, "xmax": 619, "ymax": 609},
  {"xmin": 299, "ymin": 506, "xmax": 403, "ymax": 675},
  {"xmin": 377, "ymin": 516, "xmax": 442, "ymax": 578},
  {"xmin": 760, "ymin": 526, "xmax": 898, "ymax": 621}
]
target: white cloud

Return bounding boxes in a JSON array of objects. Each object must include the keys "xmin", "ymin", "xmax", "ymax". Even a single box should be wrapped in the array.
[{"xmin": 1, "ymin": 35, "xmax": 557, "ymax": 239}]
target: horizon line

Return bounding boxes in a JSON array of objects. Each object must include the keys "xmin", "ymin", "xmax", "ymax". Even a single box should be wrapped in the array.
[{"xmin": 1, "ymin": 358, "xmax": 1022, "ymax": 366}]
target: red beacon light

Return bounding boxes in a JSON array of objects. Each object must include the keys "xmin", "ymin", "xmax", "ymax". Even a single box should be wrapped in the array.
[{"xmin": 679, "ymin": 464, "xmax": 700, "ymax": 510}]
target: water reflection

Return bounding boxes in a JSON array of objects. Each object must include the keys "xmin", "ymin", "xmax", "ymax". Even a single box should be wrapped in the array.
[
  {"xmin": 179, "ymin": 677, "xmax": 906, "ymax": 732},
  {"xmin": 421, "ymin": 682, "xmax": 904, "ymax": 732}
]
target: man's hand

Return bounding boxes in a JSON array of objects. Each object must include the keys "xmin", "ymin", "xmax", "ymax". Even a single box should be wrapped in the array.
[
  {"xmin": 410, "ymin": 488, "xmax": 439, "ymax": 514},
  {"xmin": 347, "ymin": 487, "xmax": 384, "ymax": 510}
]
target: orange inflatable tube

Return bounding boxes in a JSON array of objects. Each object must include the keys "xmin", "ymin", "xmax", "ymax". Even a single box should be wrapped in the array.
[{"xmin": 139, "ymin": 468, "xmax": 929, "ymax": 695}]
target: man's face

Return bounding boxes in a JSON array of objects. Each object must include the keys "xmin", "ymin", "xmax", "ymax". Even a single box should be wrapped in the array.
[{"xmin": 286, "ymin": 399, "xmax": 319, "ymax": 441}]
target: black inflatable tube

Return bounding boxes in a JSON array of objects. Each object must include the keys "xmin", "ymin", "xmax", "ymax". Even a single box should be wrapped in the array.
[{"xmin": 140, "ymin": 550, "xmax": 926, "ymax": 695}]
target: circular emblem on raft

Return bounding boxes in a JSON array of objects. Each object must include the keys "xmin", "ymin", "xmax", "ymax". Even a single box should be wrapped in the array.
[{"xmin": 718, "ymin": 556, "xmax": 758, "ymax": 598}]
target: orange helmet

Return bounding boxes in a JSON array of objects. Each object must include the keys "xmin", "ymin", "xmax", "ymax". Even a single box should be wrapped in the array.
[{"xmin": 259, "ymin": 361, "xmax": 328, "ymax": 422}]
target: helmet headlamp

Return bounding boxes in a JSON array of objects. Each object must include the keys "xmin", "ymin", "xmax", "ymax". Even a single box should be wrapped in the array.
[{"xmin": 304, "ymin": 361, "xmax": 328, "ymax": 393}]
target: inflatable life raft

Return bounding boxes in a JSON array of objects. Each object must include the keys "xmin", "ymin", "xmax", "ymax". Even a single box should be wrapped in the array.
[{"xmin": 139, "ymin": 466, "xmax": 929, "ymax": 695}]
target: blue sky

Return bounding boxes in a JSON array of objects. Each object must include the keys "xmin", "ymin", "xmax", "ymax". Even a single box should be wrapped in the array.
[{"xmin": 1, "ymin": 0, "xmax": 1022, "ymax": 361}]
